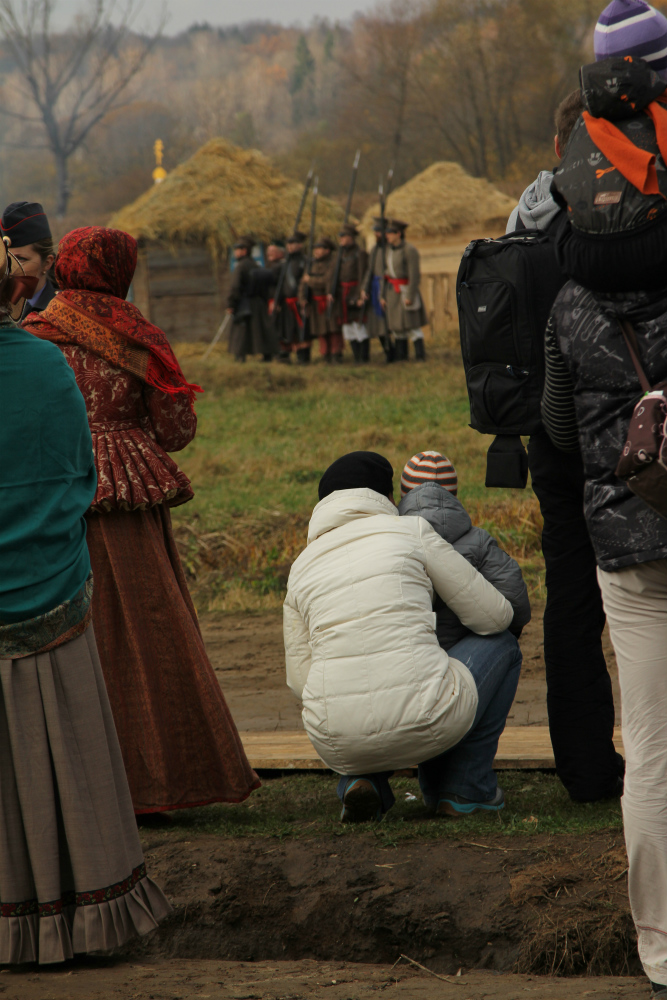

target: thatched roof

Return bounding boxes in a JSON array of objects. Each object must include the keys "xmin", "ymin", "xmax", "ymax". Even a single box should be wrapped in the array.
[
  {"xmin": 360, "ymin": 162, "xmax": 516, "ymax": 241},
  {"xmin": 110, "ymin": 138, "xmax": 345, "ymax": 252}
]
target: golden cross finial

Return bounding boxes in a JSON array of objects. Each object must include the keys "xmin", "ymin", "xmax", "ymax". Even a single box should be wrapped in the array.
[{"xmin": 153, "ymin": 138, "xmax": 167, "ymax": 184}]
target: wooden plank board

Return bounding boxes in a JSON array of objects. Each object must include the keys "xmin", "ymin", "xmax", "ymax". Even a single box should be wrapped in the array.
[{"xmin": 240, "ymin": 728, "xmax": 625, "ymax": 771}]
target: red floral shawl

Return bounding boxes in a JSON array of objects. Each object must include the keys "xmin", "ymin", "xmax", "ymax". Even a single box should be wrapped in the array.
[{"xmin": 23, "ymin": 227, "xmax": 202, "ymax": 403}]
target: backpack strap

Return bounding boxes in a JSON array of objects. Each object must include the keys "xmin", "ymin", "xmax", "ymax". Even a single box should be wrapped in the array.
[{"xmin": 619, "ymin": 318, "xmax": 653, "ymax": 394}]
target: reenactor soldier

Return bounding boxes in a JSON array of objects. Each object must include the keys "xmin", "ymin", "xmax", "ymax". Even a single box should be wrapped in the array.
[
  {"xmin": 361, "ymin": 218, "xmax": 393, "ymax": 362},
  {"xmin": 263, "ymin": 238, "xmax": 286, "ymax": 305},
  {"xmin": 274, "ymin": 231, "xmax": 310, "ymax": 364},
  {"xmin": 383, "ymin": 219, "xmax": 427, "ymax": 361},
  {"xmin": 300, "ymin": 237, "xmax": 341, "ymax": 363},
  {"xmin": 226, "ymin": 235, "xmax": 276, "ymax": 362},
  {"xmin": 332, "ymin": 223, "xmax": 369, "ymax": 363}
]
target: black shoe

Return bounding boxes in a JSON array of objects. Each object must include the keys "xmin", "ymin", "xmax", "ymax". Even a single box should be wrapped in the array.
[
  {"xmin": 350, "ymin": 340, "xmax": 361, "ymax": 364},
  {"xmin": 394, "ymin": 339, "xmax": 408, "ymax": 362},
  {"xmin": 262, "ymin": 353, "xmax": 273, "ymax": 362},
  {"xmin": 333, "ymin": 353, "xmax": 343, "ymax": 364},
  {"xmin": 340, "ymin": 779, "xmax": 382, "ymax": 824},
  {"xmin": 296, "ymin": 347, "xmax": 311, "ymax": 365},
  {"xmin": 360, "ymin": 339, "xmax": 370, "ymax": 362},
  {"xmin": 413, "ymin": 338, "xmax": 426, "ymax": 361}
]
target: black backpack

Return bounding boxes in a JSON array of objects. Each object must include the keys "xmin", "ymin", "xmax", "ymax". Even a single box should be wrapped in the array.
[{"xmin": 457, "ymin": 226, "xmax": 567, "ymax": 486}]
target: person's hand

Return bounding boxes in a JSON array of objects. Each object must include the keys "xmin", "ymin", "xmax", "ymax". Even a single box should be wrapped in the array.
[
  {"xmin": 302, "ymin": 274, "xmax": 310, "ymax": 284},
  {"xmin": 380, "ymin": 298, "xmax": 386, "ymax": 309},
  {"xmin": 226, "ymin": 308, "xmax": 234, "ymax": 315},
  {"xmin": 327, "ymin": 293, "xmax": 334, "ymax": 305},
  {"xmin": 404, "ymin": 299, "xmax": 412, "ymax": 307},
  {"xmin": 268, "ymin": 301, "xmax": 275, "ymax": 315}
]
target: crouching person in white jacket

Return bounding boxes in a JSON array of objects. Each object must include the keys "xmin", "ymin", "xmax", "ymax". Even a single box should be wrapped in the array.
[{"xmin": 284, "ymin": 451, "xmax": 523, "ymax": 822}]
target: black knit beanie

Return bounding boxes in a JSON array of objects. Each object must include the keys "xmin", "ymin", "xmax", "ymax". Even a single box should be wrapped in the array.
[{"xmin": 318, "ymin": 451, "xmax": 394, "ymax": 501}]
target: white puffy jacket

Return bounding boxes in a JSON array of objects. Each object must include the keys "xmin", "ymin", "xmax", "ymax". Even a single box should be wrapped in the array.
[{"xmin": 283, "ymin": 488, "xmax": 514, "ymax": 775}]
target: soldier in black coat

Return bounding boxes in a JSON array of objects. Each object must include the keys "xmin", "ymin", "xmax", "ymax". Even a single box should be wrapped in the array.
[
  {"xmin": 273, "ymin": 231, "xmax": 310, "ymax": 364},
  {"xmin": 0, "ymin": 201, "xmax": 56, "ymax": 319},
  {"xmin": 332, "ymin": 223, "xmax": 369, "ymax": 363},
  {"xmin": 226, "ymin": 236, "xmax": 276, "ymax": 362}
]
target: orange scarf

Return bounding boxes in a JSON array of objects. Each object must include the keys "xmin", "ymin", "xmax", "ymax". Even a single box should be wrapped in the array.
[{"xmin": 583, "ymin": 97, "xmax": 667, "ymax": 196}]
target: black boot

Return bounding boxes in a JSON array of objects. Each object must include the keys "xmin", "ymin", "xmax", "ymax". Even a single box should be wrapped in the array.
[
  {"xmin": 394, "ymin": 338, "xmax": 408, "ymax": 362},
  {"xmin": 350, "ymin": 340, "xmax": 362, "ymax": 364},
  {"xmin": 296, "ymin": 347, "xmax": 311, "ymax": 365},
  {"xmin": 278, "ymin": 350, "xmax": 291, "ymax": 364},
  {"xmin": 360, "ymin": 338, "xmax": 370, "ymax": 363},
  {"xmin": 379, "ymin": 335, "xmax": 394, "ymax": 363},
  {"xmin": 334, "ymin": 353, "xmax": 343, "ymax": 364},
  {"xmin": 413, "ymin": 338, "xmax": 426, "ymax": 361},
  {"xmin": 262, "ymin": 353, "xmax": 273, "ymax": 362}
]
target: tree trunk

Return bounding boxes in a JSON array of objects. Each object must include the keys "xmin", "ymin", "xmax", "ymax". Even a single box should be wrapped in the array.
[{"xmin": 54, "ymin": 152, "xmax": 70, "ymax": 219}]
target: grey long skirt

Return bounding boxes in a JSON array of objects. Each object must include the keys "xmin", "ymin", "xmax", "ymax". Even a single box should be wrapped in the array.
[{"xmin": 0, "ymin": 625, "xmax": 171, "ymax": 964}]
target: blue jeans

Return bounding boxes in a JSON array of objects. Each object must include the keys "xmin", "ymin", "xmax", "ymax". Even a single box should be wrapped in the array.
[{"xmin": 336, "ymin": 631, "xmax": 522, "ymax": 812}]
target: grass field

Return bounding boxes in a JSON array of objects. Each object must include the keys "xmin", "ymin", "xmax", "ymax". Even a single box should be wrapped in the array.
[
  {"xmin": 172, "ymin": 341, "xmax": 545, "ymax": 612},
  {"xmin": 139, "ymin": 772, "xmax": 622, "ymax": 845}
]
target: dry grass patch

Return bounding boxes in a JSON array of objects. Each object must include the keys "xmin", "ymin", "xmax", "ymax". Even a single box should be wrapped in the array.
[{"xmin": 172, "ymin": 344, "xmax": 545, "ymax": 611}]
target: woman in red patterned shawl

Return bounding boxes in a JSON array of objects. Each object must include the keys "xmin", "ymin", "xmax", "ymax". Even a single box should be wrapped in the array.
[{"xmin": 24, "ymin": 226, "xmax": 259, "ymax": 814}]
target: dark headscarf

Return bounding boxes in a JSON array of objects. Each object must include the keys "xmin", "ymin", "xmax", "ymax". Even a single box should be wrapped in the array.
[{"xmin": 318, "ymin": 451, "xmax": 394, "ymax": 500}]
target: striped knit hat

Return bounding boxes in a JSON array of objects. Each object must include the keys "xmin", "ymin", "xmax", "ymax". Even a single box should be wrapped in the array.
[
  {"xmin": 595, "ymin": 2, "xmax": 667, "ymax": 78},
  {"xmin": 400, "ymin": 451, "xmax": 458, "ymax": 497}
]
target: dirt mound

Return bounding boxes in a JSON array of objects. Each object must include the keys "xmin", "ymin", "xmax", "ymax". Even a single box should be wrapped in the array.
[{"xmin": 130, "ymin": 833, "xmax": 637, "ymax": 977}]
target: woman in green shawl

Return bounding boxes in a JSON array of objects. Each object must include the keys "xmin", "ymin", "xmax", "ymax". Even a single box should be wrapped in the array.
[{"xmin": 0, "ymin": 240, "xmax": 171, "ymax": 964}]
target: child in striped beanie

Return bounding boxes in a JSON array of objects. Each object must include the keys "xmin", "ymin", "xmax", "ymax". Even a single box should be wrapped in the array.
[
  {"xmin": 398, "ymin": 450, "xmax": 530, "ymax": 650},
  {"xmin": 400, "ymin": 451, "xmax": 458, "ymax": 497},
  {"xmin": 595, "ymin": 1, "xmax": 667, "ymax": 79}
]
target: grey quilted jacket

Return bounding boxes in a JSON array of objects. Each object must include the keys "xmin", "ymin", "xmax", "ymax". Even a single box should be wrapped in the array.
[{"xmin": 398, "ymin": 483, "xmax": 531, "ymax": 650}]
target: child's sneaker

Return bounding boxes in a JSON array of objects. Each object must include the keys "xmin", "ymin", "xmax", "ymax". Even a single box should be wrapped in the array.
[
  {"xmin": 340, "ymin": 778, "xmax": 382, "ymax": 823},
  {"xmin": 436, "ymin": 787, "xmax": 505, "ymax": 817}
]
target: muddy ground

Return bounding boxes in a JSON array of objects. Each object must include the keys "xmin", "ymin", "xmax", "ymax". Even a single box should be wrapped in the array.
[
  {"xmin": 0, "ymin": 960, "xmax": 648, "ymax": 1000},
  {"xmin": 131, "ymin": 831, "xmax": 636, "ymax": 976},
  {"xmin": 201, "ymin": 601, "xmax": 622, "ymax": 731}
]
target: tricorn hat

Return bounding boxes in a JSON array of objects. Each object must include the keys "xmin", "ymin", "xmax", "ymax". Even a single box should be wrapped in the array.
[
  {"xmin": 1, "ymin": 201, "xmax": 51, "ymax": 247},
  {"xmin": 338, "ymin": 222, "xmax": 359, "ymax": 238},
  {"xmin": 372, "ymin": 216, "xmax": 387, "ymax": 233},
  {"xmin": 314, "ymin": 237, "xmax": 336, "ymax": 252},
  {"xmin": 234, "ymin": 235, "xmax": 255, "ymax": 251},
  {"xmin": 286, "ymin": 230, "xmax": 307, "ymax": 244},
  {"xmin": 386, "ymin": 218, "xmax": 408, "ymax": 233},
  {"xmin": 268, "ymin": 237, "xmax": 286, "ymax": 249}
]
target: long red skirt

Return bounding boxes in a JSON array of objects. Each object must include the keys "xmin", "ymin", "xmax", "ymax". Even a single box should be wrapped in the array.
[{"xmin": 85, "ymin": 504, "xmax": 260, "ymax": 813}]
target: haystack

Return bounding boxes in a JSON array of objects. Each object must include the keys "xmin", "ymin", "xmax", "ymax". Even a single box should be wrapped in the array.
[
  {"xmin": 111, "ymin": 137, "xmax": 344, "ymax": 252},
  {"xmin": 360, "ymin": 162, "xmax": 516, "ymax": 241}
]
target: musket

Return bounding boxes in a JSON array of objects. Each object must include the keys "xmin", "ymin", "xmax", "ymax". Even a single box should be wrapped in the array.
[
  {"xmin": 327, "ymin": 148, "xmax": 361, "ymax": 320},
  {"xmin": 294, "ymin": 160, "xmax": 315, "ymax": 233},
  {"xmin": 202, "ymin": 312, "xmax": 233, "ymax": 362},
  {"xmin": 272, "ymin": 162, "xmax": 315, "ymax": 324},
  {"xmin": 361, "ymin": 161, "xmax": 395, "ymax": 304},
  {"xmin": 301, "ymin": 175, "xmax": 319, "ymax": 343},
  {"xmin": 377, "ymin": 174, "xmax": 392, "ymax": 360}
]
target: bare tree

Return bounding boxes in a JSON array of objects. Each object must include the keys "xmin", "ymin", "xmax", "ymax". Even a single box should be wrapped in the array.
[{"xmin": 0, "ymin": 0, "xmax": 165, "ymax": 216}]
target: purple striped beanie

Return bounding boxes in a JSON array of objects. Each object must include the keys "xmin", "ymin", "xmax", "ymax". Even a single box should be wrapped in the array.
[
  {"xmin": 595, "ymin": 2, "xmax": 667, "ymax": 78},
  {"xmin": 400, "ymin": 451, "xmax": 458, "ymax": 497}
]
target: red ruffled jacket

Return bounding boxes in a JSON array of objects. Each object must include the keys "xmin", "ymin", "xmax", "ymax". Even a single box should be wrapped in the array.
[{"xmin": 61, "ymin": 345, "xmax": 195, "ymax": 512}]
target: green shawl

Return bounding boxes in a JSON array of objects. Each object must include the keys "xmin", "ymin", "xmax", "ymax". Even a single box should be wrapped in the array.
[{"xmin": 0, "ymin": 317, "xmax": 96, "ymax": 627}]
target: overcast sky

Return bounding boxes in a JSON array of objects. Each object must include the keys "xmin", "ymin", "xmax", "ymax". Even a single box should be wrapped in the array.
[{"xmin": 53, "ymin": 0, "xmax": 376, "ymax": 32}]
